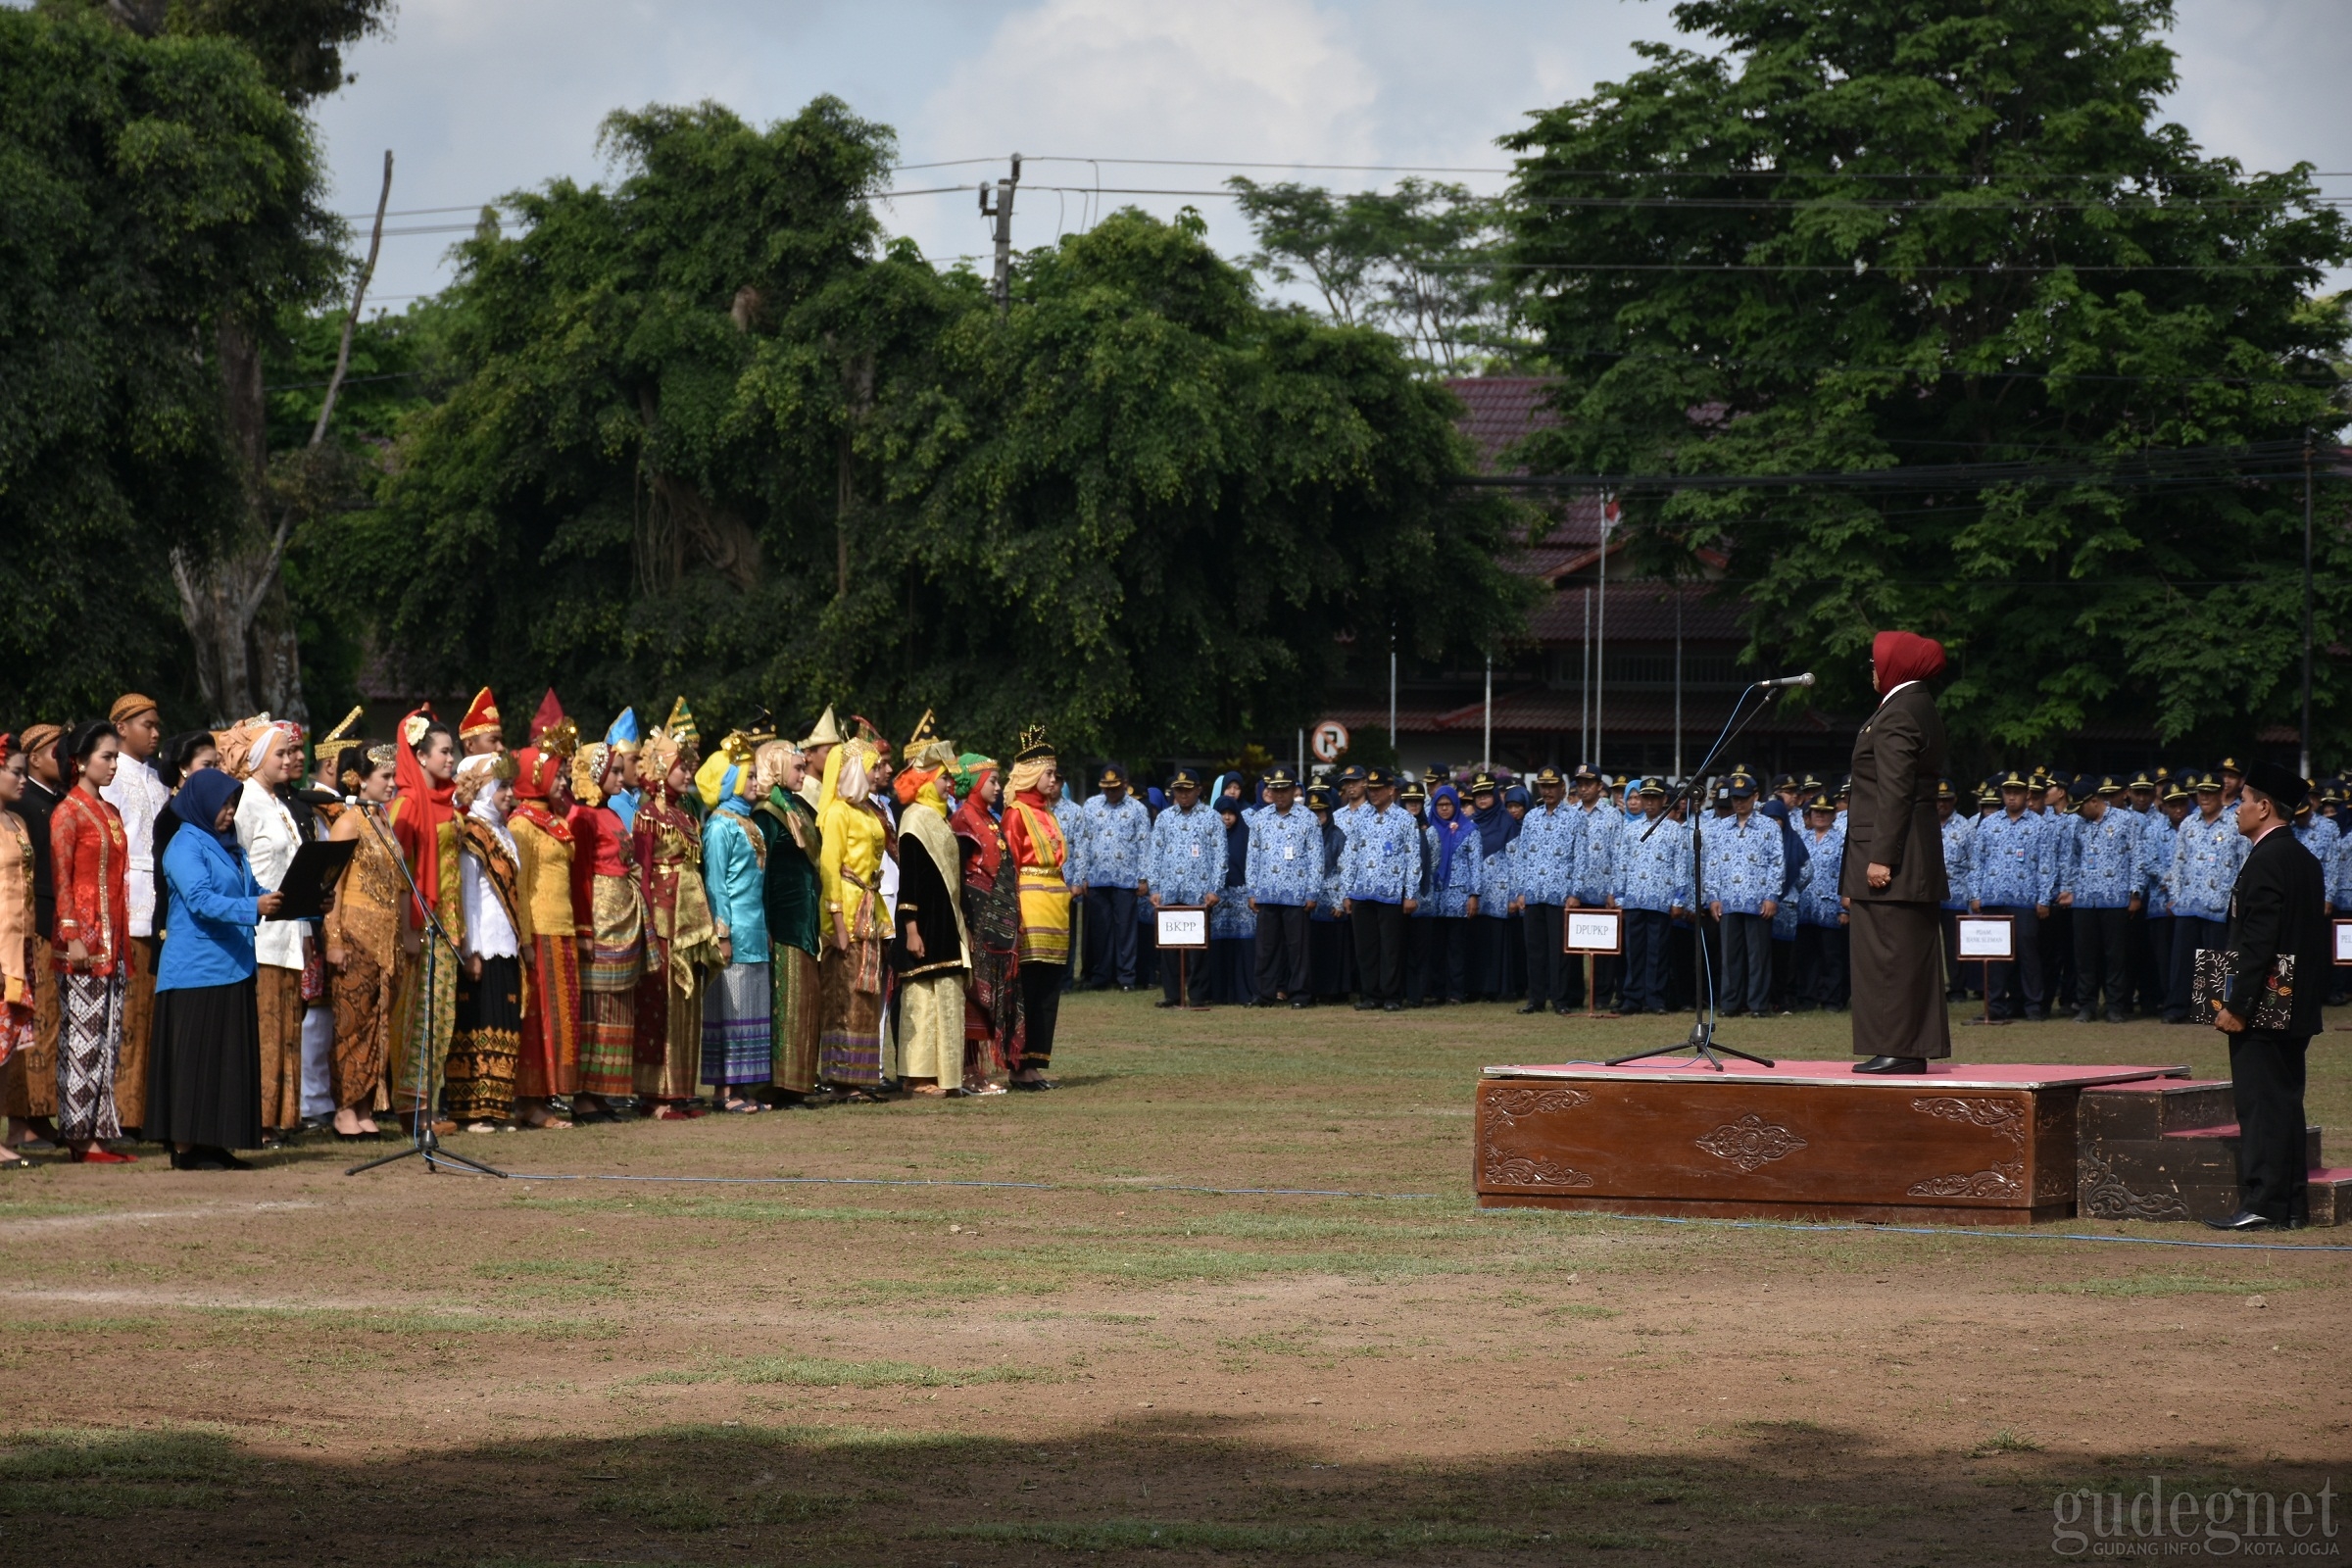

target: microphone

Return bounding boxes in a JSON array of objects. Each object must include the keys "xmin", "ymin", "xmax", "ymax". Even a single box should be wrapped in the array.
[{"xmin": 1758, "ymin": 672, "xmax": 1816, "ymax": 689}]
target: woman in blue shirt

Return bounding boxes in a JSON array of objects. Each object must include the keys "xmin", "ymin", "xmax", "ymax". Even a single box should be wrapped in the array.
[{"xmin": 148, "ymin": 768, "xmax": 287, "ymax": 1172}]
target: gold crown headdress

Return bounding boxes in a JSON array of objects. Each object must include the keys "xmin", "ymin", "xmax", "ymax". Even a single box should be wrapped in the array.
[
  {"xmin": 1015, "ymin": 723, "xmax": 1054, "ymax": 764},
  {"xmin": 312, "ymin": 705, "xmax": 366, "ymax": 765}
]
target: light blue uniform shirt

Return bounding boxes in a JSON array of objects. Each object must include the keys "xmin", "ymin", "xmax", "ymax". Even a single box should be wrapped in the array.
[
  {"xmin": 1512, "ymin": 802, "xmax": 1577, "ymax": 906},
  {"xmin": 1342, "ymin": 805, "xmax": 1420, "ymax": 906},
  {"xmin": 1425, "ymin": 823, "xmax": 1485, "ymax": 918},
  {"xmin": 1795, "ymin": 824, "xmax": 1846, "ymax": 926},
  {"xmin": 2167, "ymin": 810, "xmax": 2246, "ymax": 921},
  {"xmin": 2059, "ymin": 808, "xmax": 2141, "ymax": 910},
  {"xmin": 1972, "ymin": 810, "xmax": 2056, "ymax": 908},
  {"xmin": 1079, "ymin": 794, "xmax": 1151, "ymax": 889},
  {"xmin": 1939, "ymin": 811, "xmax": 1975, "ymax": 911},
  {"xmin": 1055, "ymin": 796, "xmax": 1087, "ymax": 888},
  {"xmin": 2138, "ymin": 813, "xmax": 2181, "ymax": 915},
  {"xmin": 1479, "ymin": 831, "xmax": 1516, "ymax": 919},
  {"xmin": 1246, "ymin": 805, "xmax": 1323, "ymax": 907},
  {"xmin": 1702, "ymin": 811, "xmax": 1785, "ymax": 916},
  {"xmin": 1569, "ymin": 802, "xmax": 1618, "ymax": 905},
  {"xmin": 2329, "ymin": 830, "xmax": 2352, "ymax": 910},
  {"xmin": 1147, "ymin": 803, "xmax": 1227, "ymax": 906},
  {"xmin": 1612, "ymin": 810, "xmax": 1691, "ymax": 914}
]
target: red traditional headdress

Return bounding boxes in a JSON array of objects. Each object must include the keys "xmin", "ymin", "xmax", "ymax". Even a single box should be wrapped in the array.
[{"xmin": 459, "ymin": 686, "xmax": 502, "ymax": 744}]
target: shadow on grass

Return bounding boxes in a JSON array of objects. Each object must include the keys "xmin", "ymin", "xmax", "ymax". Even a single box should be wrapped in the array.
[{"xmin": 0, "ymin": 1416, "xmax": 2323, "ymax": 1565}]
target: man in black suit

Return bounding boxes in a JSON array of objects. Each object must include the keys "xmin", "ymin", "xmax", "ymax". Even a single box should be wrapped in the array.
[{"xmin": 2204, "ymin": 759, "xmax": 2331, "ymax": 1230}]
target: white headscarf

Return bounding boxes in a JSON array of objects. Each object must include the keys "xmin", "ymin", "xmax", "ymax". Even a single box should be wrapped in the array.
[{"xmin": 459, "ymin": 755, "xmax": 516, "ymax": 856}]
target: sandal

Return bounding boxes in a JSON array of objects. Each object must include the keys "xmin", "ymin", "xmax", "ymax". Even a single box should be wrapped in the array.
[
  {"xmin": 833, "ymin": 1088, "xmax": 884, "ymax": 1104},
  {"xmin": 717, "ymin": 1099, "xmax": 763, "ymax": 1114},
  {"xmin": 653, "ymin": 1104, "xmax": 707, "ymax": 1121}
]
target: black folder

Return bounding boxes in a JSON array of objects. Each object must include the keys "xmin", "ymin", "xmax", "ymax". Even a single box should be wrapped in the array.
[{"xmin": 271, "ymin": 839, "xmax": 358, "ymax": 921}]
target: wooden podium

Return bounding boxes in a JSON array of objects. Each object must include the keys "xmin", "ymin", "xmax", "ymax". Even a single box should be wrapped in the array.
[{"xmin": 1475, "ymin": 1059, "xmax": 2192, "ymax": 1226}]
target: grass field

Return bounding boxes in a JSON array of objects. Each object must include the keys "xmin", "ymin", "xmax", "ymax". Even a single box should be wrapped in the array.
[{"xmin": 0, "ymin": 993, "xmax": 2345, "ymax": 1565}]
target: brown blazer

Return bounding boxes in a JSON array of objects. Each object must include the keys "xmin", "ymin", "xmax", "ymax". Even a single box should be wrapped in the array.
[{"xmin": 1838, "ymin": 681, "xmax": 1948, "ymax": 905}]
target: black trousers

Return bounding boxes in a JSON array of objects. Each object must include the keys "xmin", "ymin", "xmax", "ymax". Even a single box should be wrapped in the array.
[
  {"xmin": 1621, "ymin": 908, "xmax": 1671, "ymax": 1012},
  {"xmin": 1718, "ymin": 912, "xmax": 1772, "ymax": 1014},
  {"xmin": 1159, "ymin": 941, "xmax": 1210, "ymax": 1004},
  {"xmin": 2124, "ymin": 909, "xmax": 2153, "ymax": 1011},
  {"xmin": 1522, "ymin": 904, "xmax": 1565, "ymax": 1007},
  {"xmin": 2145, "ymin": 914, "xmax": 2176, "ymax": 1013},
  {"xmin": 1349, "ymin": 901, "xmax": 1406, "ymax": 1004},
  {"xmin": 2039, "ymin": 899, "xmax": 2075, "ymax": 1015},
  {"xmin": 2071, "ymin": 906, "xmax": 2132, "ymax": 1015},
  {"xmin": 1019, "ymin": 961, "xmax": 1064, "ymax": 1068},
  {"xmin": 1940, "ymin": 909, "xmax": 1968, "ymax": 998},
  {"xmin": 2166, "ymin": 915, "xmax": 2230, "ymax": 1019},
  {"xmin": 1085, "ymin": 886, "xmax": 1139, "ymax": 987},
  {"xmin": 1403, "ymin": 916, "xmax": 1434, "ymax": 1004},
  {"xmin": 1428, "ymin": 918, "xmax": 1472, "ymax": 1003},
  {"xmin": 1253, "ymin": 904, "xmax": 1311, "ymax": 1001},
  {"xmin": 1981, "ymin": 905, "xmax": 2044, "ymax": 1016},
  {"xmin": 2228, "ymin": 1030, "xmax": 2310, "ymax": 1222},
  {"xmin": 1795, "ymin": 923, "xmax": 1850, "ymax": 1007}
]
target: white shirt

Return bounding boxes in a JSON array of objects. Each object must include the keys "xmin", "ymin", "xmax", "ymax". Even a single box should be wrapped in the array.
[
  {"xmin": 235, "ymin": 776, "xmax": 306, "ymax": 970},
  {"xmin": 101, "ymin": 754, "xmax": 171, "ymax": 938},
  {"xmin": 460, "ymin": 810, "xmax": 521, "ymax": 960}
]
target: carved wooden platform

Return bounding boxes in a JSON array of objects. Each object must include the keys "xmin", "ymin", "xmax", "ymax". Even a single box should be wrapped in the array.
[{"xmin": 1475, "ymin": 1060, "xmax": 2190, "ymax": 1225}]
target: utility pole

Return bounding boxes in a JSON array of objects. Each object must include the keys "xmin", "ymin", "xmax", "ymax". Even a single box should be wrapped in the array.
[
  {"xmin": 2302, "ymin": 428, "xmax": 2315, "ymax": 780},
  {"xmin": 978, "ymin": 153, "xmax": 1022, "ymax": 313},
  {"xmin": 1594, "ymin": 494, "xmax": 1613, "ymax": 773},
  {"xmin": 1388, "ymin": 626, "xmax": 1397, "ymax": 770}
]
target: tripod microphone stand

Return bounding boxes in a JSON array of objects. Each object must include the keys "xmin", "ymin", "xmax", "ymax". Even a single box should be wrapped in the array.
[
  {"xmin": 1605, "ymin": 678, "xmax": 1800, "ymax": 1072},
  {"xmin": 344, "ymin": 796, "xmax": 506, "ymax": 1179}
]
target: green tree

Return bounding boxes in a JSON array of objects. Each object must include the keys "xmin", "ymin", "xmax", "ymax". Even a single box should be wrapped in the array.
[
  {"xmin": 1231, "ymin": 176, "xmax": 1536, "ymax": 373},
  {"xmin": 0, "ymin": 7, "xmax": 339, "ymax": 725},
  {"xmin": 1501, "ymin": 0, "xmax": 2351, "ymax": 760}
]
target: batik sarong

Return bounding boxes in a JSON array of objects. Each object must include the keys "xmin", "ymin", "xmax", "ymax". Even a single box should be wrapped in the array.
[
  {"xmin": 701, "ymin": 960, "xmax": 771, "ymax": 1087},
  {"xmin": 57, "ymin": 969, "xmax": 125, "ymax": 1143},
  {"xmin": 446, "ymin": 954, "xmax": 522, "ymax": 1122},
  {"xmin": 770, "ymin": 945, "xmax": 820, "ymax": 1094}
]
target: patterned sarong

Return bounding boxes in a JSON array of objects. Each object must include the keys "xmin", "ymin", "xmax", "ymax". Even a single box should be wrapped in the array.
[
  {"xmin": 770, "ymin": 945, "xmax": 820, "ymax": 1094},
  {"xmin": 57, "ymin": 969, "xmax": 125, "ymax": 1143},
  {"xmin": 330, "ymin": 941, "xmax": 397, "ymax": 1111},
  {"xmin": 515, "ymin": 931, "xmax": 581, "ymax": 1100},
  {"xmin": 446, "ymin": 954, "xmax": 522, "ymax": 1122},
  {"xmin": 701, "ymin": 960, "xmax": 771, "ymax": 1087}
]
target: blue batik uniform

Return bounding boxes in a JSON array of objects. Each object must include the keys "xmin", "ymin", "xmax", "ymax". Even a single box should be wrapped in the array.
[
  {"xmin": 2330, "ymin": 832, "xmax": 2352, "ymax": 912},
  {"xmin": 1513, "ymin": 802, "xmax": 1577, "ymax": 907},
  {"xmin": 2137, "ymin": 815, "xmax": 2179, "ymax": 916},
  {"xmin": 2294, "ymin": 815, "xmax": 2339, "ymax": 870},
  {"xmin": 1081, "ymin": 794, "xmax": 1150, "ymax": 890},
  {"xmin": 1147, "ymin": 803, "xmax": 1227, "ymax": 906},
  {"xmin": 1939, "ymin": 812, "xmax": 1975, "ymax": 911},
  {"xmin": 2166, "ymin": 811, "xmax": 2245, "ymax": 921},
  {"xmin": 1246, "ymin": 805, "xmax": 1323, "ymax": 908},
  {"xmin": 1972, "ymin": 811, "xmax": 2057, "ymax": 908},
  {"xmin": 1613, "ymin": 814, "xmax": 1691, "ymax": 912},
  {"xmin": 1479, "ymin": 838, "xmax": 1515, "ymax": 919},
  {"xmin": 1426, "ymin": 824, "xmax": 1485, "ymax": 918},
  {"xmin": 1795, "ymin": 824, "xmax": 1846, "ymax": 926},
  {"xmin": 1702, "ymin": 813, "xmax": 1784, "ymax": 915},
  {"xmin": 1569, "ymin": 803, "xmax": 1617, "ymax": 906},
  {"xmin": 1342, "ymin": 806, "xmax": 1419, "ymax": 906},
  {"xmin": 2061, "ymin": 810, "xmax": 2142, "ymax": 908}
]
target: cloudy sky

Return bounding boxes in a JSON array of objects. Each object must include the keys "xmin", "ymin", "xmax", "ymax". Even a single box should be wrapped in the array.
[{"xmin": 309, "ymin": 0, "xmax": 2352, "ymax": 308}]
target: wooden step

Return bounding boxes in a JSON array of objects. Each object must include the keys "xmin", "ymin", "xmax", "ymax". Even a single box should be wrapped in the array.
[{"xmin": 2078, "ymin": 1078, "xmax": 2234, "ymax": 1140}]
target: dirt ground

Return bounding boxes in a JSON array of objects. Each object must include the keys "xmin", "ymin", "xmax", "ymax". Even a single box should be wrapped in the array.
[{"xmin": 0, "ymin": 994, "xmax": 2345, "ymax": 1566}]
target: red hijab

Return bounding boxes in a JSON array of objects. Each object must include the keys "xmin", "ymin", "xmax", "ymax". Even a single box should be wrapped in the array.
[
  {"xmin": 952, "ymin": 765, "xmax": 1004, "ymax": 881},
  {"xmin": 392, "ymin": 707, "xmax": 457, "ymax": 909},
  {"xmin": 1872, "ymin": 630, "xmax": 1946, "ymax": 694}
]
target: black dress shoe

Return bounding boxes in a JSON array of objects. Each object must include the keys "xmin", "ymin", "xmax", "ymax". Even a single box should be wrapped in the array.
[
  {"xmin": 1290, "ymin": 998, "xmax": 1314, "ymax": 1009},
  {"xmin": 1353, "ymin": 1000, "xmax": 1378, "ymax": 1011},
  {"xmin": 1853, "ymin": 1055, "xmax": 1928, "ymax": 1074},
  {"xmin": 2201, "ymin": 1210, "xmax": 2276, "ymax": 1231},
  {"xmin": 2073, "ymin": 1007, "xmax": 2096, "ymax": 1023},
  {"xmin": 1516, "ymin": 1003, "xmax": 1545, "ymax": 1015}
]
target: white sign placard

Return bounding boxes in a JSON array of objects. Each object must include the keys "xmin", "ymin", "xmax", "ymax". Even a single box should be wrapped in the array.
[
  {"xmin": 2335, "ymin": 918, "xmax": 2352, "ymax": 966},
  {"xmin": 1957, "ymin": 916, "xmax": 2014, "ymax": 960},
  {"xmin": 1564, "ymin": 908, "xmax": 1623, "ymax": 955},
  {"xmin": 1309, "ymin": 720, "xmax": 1350, "ymax": 765},
  {"xmin": 1155, "ymin": 906, "xmax": 1209, "ymax": 949}
]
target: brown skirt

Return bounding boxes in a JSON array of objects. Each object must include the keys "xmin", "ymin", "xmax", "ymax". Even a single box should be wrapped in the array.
[
  {"xmin": 632, "ymin": 976, "xmax": 702, "ymax": 1102},
  {"xmin": 114, "ymin": 935, "xmax": 158, "ymax": 1132},
  {"xmin": 579, "ymin": 989, "xmax": 636, "ymax": 1098},
  {"xmin": 257, "ymin": 965, "xmax": 305, "ymax": 1130},
  {"xmin": 1848, "ymin": 900, "xmax": 1952, "ymax": 1060},
  {"xmin": 515, "ymin": 935, "xmax": 581, "ymax": 1100},
  {"xmin": 331, "ymin": 943, "xmax": 400, "ymax": 1111}
]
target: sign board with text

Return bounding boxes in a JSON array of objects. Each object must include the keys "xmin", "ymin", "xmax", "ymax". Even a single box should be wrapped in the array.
[
  {"xmin": 2336, "ymin": 918, "xmax": 2352, "ymax": 966},
  {"xmin": 1155, "ymin": 906, "xmax": 1209, "ymax": 949},
  {"xmin": 1957, "ymin": 915, "xmax": 2015, "ymax": 961},
  {"xmin": 1563, "ymin": 907, "xmax": 1623, "ymax": 955}
]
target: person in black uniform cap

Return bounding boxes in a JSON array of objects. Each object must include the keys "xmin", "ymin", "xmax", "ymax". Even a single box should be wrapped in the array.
[
  {"xmin": 2203, "ymin": 759, "xmax": 2329, "ymax": 1229},
  {"xmin": 1397, "ymin": 775, "xmax": 1436, "ymax": 1005}
]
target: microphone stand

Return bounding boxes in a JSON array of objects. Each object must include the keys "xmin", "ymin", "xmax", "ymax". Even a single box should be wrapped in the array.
[
  {"xmin": 1605, "ymin": 681, "xmax": 1792, "ymax": 1071},
  {"xmin": 344, "ymin": 795, "xmax": 506, "ymax": 1178}
]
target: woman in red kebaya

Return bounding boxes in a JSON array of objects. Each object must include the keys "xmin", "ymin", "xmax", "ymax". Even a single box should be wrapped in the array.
[{"xmin": 51, "ymin": 720, "xmax": 137, "ymax": 1163}]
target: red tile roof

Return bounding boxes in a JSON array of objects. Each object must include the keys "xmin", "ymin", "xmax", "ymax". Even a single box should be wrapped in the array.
[
  {"xmin": 1446, "ymin": 376, "xmax": 1561, "ymax": 472},
  {"xmin": 1528, "ymin": 581, "xmax": 1742, "ymax": 645}
]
